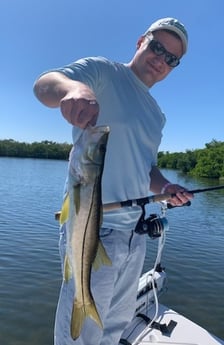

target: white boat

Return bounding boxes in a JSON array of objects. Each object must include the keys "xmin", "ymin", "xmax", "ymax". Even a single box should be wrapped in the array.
[
  {"xmin": 120, "ymin": 269, "xmax": 224, "ymax": 345},
  {"xmin": 120, "ymin": 206, "xmax": 224, "ymax": 345}
]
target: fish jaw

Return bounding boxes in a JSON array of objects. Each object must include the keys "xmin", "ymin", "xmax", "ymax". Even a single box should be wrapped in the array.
[{"xmin": 69, "ymin": 125, "xmax": 110, "ymax": 185}]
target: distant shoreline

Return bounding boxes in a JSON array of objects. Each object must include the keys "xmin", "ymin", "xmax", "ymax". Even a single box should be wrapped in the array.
[{"xmin": 0, "ymin": 139, "xmax": 224, "ymax": 179}]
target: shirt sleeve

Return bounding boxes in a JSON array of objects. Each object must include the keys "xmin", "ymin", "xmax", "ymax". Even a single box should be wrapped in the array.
[{"xmin": 54, "ymin": 56, "xmax": 110, "ymax": 95}]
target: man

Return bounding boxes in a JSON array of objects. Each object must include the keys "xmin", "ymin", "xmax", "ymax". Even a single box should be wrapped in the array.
[{"xmin": 34, "ymin": 17, "xmax": 192, "ymax": 345}]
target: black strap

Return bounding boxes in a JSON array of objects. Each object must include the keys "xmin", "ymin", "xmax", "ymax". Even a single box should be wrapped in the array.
[
  {"xmin": 119, "ymin": 339, "xmax": 132, "ymax": 345},
  {"xmin": 137, "ymin": 313, "xmax": 177, "ymax": 335}
]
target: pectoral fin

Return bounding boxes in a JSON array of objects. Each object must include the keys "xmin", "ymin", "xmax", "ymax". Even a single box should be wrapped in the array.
[
  {"xmin": 59, "ymin": 193, "xmax": 70, "ymax": 225},
  {"xmin": 74, "ymin": 185, "xmax": 81, "ymax": 214},
  {"xmin": 63, "ymin": 254, "xmax": 73, "ymax": 282}
]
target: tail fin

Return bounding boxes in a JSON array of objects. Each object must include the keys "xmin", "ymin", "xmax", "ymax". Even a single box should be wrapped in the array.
[{"xmin": 71, "ymin": 299, "xmax": 103, "ymax": 340}]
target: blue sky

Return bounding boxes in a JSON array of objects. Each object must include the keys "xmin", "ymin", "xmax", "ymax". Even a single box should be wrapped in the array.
[{"xmin": 1, "ymin": 0, "xmax": 223, "ymax": 152}]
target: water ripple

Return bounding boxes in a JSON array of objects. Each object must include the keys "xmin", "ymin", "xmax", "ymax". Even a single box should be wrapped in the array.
[{"xmin": 1, "ymin": 159, "xmax": 224, "ymax": 343}]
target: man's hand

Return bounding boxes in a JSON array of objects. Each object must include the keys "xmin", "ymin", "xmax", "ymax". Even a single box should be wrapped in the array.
[
  {"xmin": 162, "ymin": 183, "xmax": 193, "ymax": 206},
  {"xmin": 60, "ymin": 85, "xmax": 99, "ymax": 128},
  {"xmin": 33, "ymin": 72, "xmax": 99, "ymax": 128}
]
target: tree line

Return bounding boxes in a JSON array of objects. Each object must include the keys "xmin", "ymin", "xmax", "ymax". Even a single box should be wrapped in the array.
[
  {"xmin": 0, "ymin": 139, "xmax": 72, "ymax": 160},
  {"xmin": 0, "ymin": 138, "xmax": 223, "ymax": 179},
  {"xmin": 158, "ymin": 139, "xmax": 224, "ymax": 179}
]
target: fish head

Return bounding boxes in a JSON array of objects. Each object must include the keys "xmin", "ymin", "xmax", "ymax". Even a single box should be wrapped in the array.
[
  {"xmin": 69, "ymin": 125, "xmax": 110, "ymax": 183},
  {"xmin": 83, "ymin": 125, "xmax": 110, "ymax": 166}
]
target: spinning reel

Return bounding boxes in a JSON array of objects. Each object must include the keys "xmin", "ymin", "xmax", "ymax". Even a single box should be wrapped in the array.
[{"xmin": 135, "ymin": 202, "xmax": 169, "ymax": 239}]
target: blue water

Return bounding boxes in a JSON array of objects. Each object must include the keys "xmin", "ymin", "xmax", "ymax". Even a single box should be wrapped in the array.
[{"xmin": 0, "ymin": 158, "xmax": 224, "ymax": 345}]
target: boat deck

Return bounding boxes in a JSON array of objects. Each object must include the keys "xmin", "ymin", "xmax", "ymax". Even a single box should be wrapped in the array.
[
  {"xmin": 120, "ymin": 270, "xmax": 224, "ymax": 345},
  {"xmin": 121, "ymin": 303, "xmax": 224, "ymax": 345}
]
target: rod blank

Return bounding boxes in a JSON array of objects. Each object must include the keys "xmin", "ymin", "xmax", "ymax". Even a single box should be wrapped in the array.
[
  {"xmin": 55, "ymin": 185, "xmax": 224, "ymax": 219},
  {"xmin": 103, "ymin": 185, "xmax": 224, "ymax": 211}
]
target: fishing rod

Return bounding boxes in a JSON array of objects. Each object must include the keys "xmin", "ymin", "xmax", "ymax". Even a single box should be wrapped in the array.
[
  {"xmin": 54, "ymin": 185, "xmax": 224, "ymax": 220},
  {"xmin": 103, "ymin": 185, "xmax": 224, "ymax": 211}
]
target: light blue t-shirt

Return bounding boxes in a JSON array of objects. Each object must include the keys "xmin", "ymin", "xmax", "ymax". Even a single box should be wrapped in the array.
[{"xmin": 56, "ymin": 56, "xmax": 166, "ymax": 230}]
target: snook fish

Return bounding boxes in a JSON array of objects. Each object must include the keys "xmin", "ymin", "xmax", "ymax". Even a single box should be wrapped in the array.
[{"xmin": 59, "ymin": 125, "xmax": 111, "ymax": 340}]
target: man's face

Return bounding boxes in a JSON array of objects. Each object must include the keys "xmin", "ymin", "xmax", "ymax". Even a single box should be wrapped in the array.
[{"xmin": 130, "ymin": 30, "xmax": 183, "ymax": 87}]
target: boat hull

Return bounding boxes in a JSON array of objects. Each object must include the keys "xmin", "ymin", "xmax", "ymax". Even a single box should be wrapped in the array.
[{"xmin": 120, "ymin": 270, "xmax": 224, "ymax": 345}]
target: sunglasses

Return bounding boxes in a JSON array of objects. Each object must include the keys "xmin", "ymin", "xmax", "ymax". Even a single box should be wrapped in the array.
[{"xmin": 146, "ymin": 36, "xmax": 180, "ymax": 67}]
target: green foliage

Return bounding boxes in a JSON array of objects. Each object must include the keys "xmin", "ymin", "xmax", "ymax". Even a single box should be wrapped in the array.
[
  {"xmin": 0, "ymin": 139, "xmax": 72, "ymax": 160},
  {"xmin": 158, "ymin": 140, "xmax": 224, "ymax": 179},
  {"xmin": 191, "ymin": 140, "xmax": 224, "ymax": 178},
  {"xmin": 1, "ymin": 138, "xmax": 224, "ymax": 179}
]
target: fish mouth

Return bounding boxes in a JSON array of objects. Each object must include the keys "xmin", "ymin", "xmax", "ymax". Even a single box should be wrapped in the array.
[{"xmin": 90, "ymin": 125, "xmax": 110, "ymax": 134}]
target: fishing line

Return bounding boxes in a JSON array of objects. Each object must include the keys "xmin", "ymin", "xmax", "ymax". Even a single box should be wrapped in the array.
[{"xmin": 132, "ymin": 212, "xmax": 167, "ymax": 345}]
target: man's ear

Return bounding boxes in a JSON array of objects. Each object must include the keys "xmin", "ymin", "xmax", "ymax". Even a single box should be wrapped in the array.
[{"xmin": 136, "ymin": 36, "xmax": 145, "ymax": 49}]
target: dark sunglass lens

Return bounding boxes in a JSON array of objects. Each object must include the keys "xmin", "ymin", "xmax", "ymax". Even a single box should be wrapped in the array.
[
  {"xmin": 150, "ymin": 40, "xmax": 164, "ymax": 56},
  {"xmin": 149, "ymin": 38, "xmax": 180, "ymax": 67},
  {"xmin": 165, "ymin": 54, "xmax": 180, "ymax": 67}
]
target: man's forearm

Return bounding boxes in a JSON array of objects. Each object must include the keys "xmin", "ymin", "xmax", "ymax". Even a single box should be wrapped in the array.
[
  {"xmin": 33, "ymin": 71, "xmax": 99, "ymax": 128},
  {"xmin": 149, "ymin": 165, "xmax": 170, "ymax": 194},
  {"xmin": 33, "ymin": 72, "xmax": 82, "ymax": 108}
]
